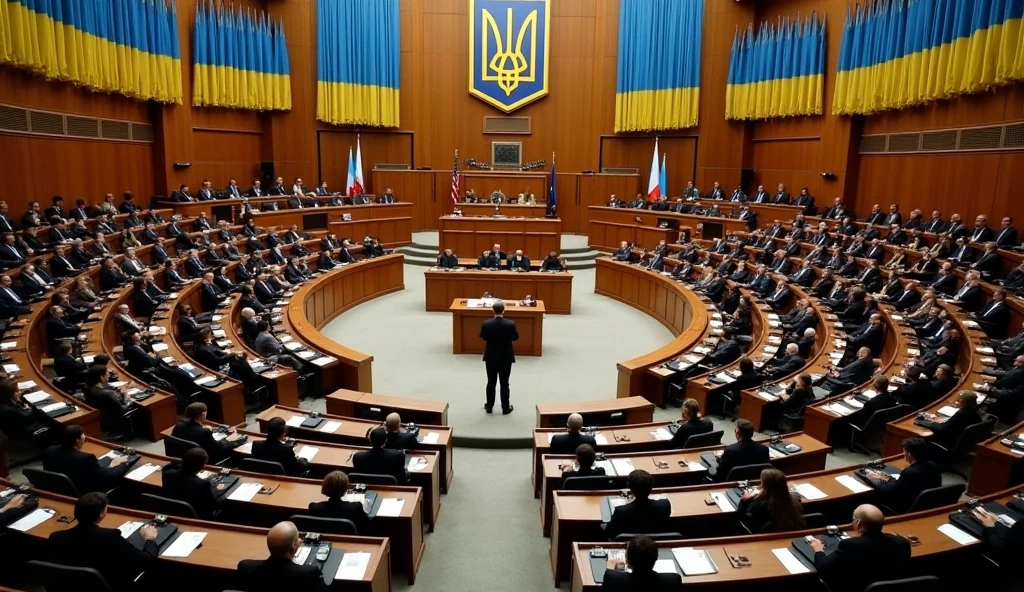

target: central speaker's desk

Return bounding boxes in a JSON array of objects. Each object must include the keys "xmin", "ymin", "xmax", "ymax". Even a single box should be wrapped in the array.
[
  {"xmin": 449, "ymin": 299, "xmax": 545, "ymax": 356},
  {"xmin": 438, "ymin": 215, "xmax": 560, "ymax": 258},
  {"xmin": 425, "ymin": 269, "xmax": 572, "ymax": 314}
]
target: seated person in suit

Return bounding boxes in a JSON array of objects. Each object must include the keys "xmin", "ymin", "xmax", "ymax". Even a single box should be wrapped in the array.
[
  {"xmin": 171, "ymin": 402, "xmax": 245, "ymax": 461},
  {"xmin": 252, "ymin": 417, "xmax": 310, "ymax": 477},
  {"xmin": 671, "ymin": 398, "xmax": 714, "ymax": 449},
  {"xmin": 602, "ymin": 535, "xmax": 682, "ymax": 591},
  {"xmin": 917, "ymin": 391, "xmax": 984, "ymax": 449},
  {"xmin": 550, "ymin": 412, "xmax": 598, "ymax": 454},
  {"xmin": 254, "ymin": 320, "xmax": 304, "ymax": 371},
  {"xmin": 437, "ymin": 248, "xmax": 458, "ymax": 269},
  {"xmin": 353, "ymin": 426, "xmax": 409, "ymax": 484},
  {"xmin": 195, "ymin": 328, "xmax": 232, "ymax": 370},
  {"xmin": 161, "ymin": 447, "xmax": 225, "ymax": 518},
  {"xmin": 541, "ymin": 251, "xmax": 565, "ymax": 272},
  {"xmin": 43, "ymin": 425, "xmax": 131, "ymax": 493},
  {"xmin": 560, "ymin": 443, "xmax": 606, "ymax": 489},
  {"xmin": 763, "ymin": 343, "xmax": 806, "ymax": 380},
  {"xmin": 308, "ymin": 470, "xmax": 371, "ymax": 534},
  {"xmin": 612, "ymin": 241, "xmax": 633, "ymax": 262},
  {"xmin": 0, "ymin": 492, "xmax": 35, "ymax": 528},
  {"xmin": 507, "ymin": 249, "xmax": 530, "ymax": 272},
  {"xmin": 45, "ymin": 305, "xmax": 81, "ymax": 355},
  {"xmin": 47, "ymin": 492, "xmax": 159, "ymax": 589},
  {"xmin": 239, "ymin": 307, "xmax": 261, "ymax": 343},
  {"xmin": 237, "ymin": 521, "xmax": 328, "ymax": 592},
  {"xmin": 712, "ymin": 419, "xmax": 769, "ymax": 482},
  {"xmin": 604, "ymin": 470, "xmax": 672, "ymax": 540},
  {"xmin": 737, "ymin": 468, "xmax": 804, "ymax": 533},
  {"xmin": 384, "ymin": 412, "xmax": 419, "ymax": 450},
  {"xmin": 0, "ymin": 376, "xmax": 50, "ymax": 440},
  {"xmin": 821, "ymin": 346, "xmax": 875, "ymax": 395},
  {"xmin": 705, "ymin": 328, "xmax": 741, "ymax": 367},
  {"xmin": 863, "ymin": 437, "xmax": 941, "ymax": 514},
  {"xmin": 972, "ymin": 505, "xmax": 1024, "ymax": 572},
  {"xmin": 811, "ymin": 504, "xmax": 911, "ymax": 592}
]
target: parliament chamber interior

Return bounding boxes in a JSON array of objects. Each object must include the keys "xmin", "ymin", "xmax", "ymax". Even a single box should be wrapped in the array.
[{"xmin": 1, "ymin": 0, "xmax": 1024, "ymax": 590}]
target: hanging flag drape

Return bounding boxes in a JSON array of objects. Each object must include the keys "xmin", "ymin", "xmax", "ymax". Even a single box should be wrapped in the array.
[
  {"xmin": 317, "ymin": 0, "xmax": 400, "ymax": 127},
  {"xmin": 615, "ymin": 0, "xmax": 704, "ymax": 132},
  {"xmin": 192, "ymin": 2, "xmax": 291, "ymax": 111},
  {"xmin": 0, "ymin": 0, "xmax": 182, "ymax": 103},
  {"xmin": 450, "ymin": 151, "xmax": 460, "ymax": 206},
  {"xmin": 833, "ymin": 0, "xmax": 1024, "ymax": 116},
  {"xmin": 547, "ymin": 155, "xmax": 556, "ymax": 215},
  {"xmin": 659, "ymin": 153, "xmax": 667, "ymax": 200},
  {"xmin": 726, "ymin": 13, "xmax": 826, "ymax": 121},
  {"xmin": 646, "ymin": 139, "xmax": 661, "ymax": 201},
  {"xmin": 353, "ymin": 136, "xmax": 365, "ymax": 195}
]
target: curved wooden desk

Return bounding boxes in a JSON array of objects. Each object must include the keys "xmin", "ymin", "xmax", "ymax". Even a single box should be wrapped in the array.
[
  {"xmin": 535, "ymin": 397, "xmax": 655, "ymax": 429},
  {"xmin": 0, "ymin": 478, "xmax": 392, "ymax": 591},
  {"xmin": 284, "ymin": 253, "xmax": 406, "ymax": 393},
  {"xmin": 594, "ymin": 258, "xmax": 712, "ymax": 403},
  {"xmin": 970, "ymin": 418, "xmax": 1024, "ymax": 495},
  {"xmin": 326, "ymin": 389, "xmax": 449, "ymax": 426}
]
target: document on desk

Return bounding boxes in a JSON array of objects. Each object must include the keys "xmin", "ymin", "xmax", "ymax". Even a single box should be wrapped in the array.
[
  {"xmin": 937, "ymin": 523, "xmax": 979, "ymax": 545},
  {"xmin": 594, "ymin": 460, "xmax": 616, "ymax": 475},
  {"xmin": 710, "ymin": 492, "xmax": 735, "ymax": 512},
  {"xmin": 758, "ymin": 391, "xmax": 779, "ymax": 401},
  {"xmin": 793, "ymin": 483, "xmax": 828, "ymax": 500},
  {"xmin": 23, "ymin": 391, "xmax": 50, "ymax": 404},
  {"xmin": 671, "ymin": 548, "xmax": 717, "ymax": 576},
  {"xmin": 937, "ymin": 406, "xmax": 959, "ymax": 417},
  {"xmin": 311, "ymin": 356, "xmax": 336, "ymax": 367},
  {"xmin": 653, "ymin": 559, "xmax": 679, "ymax": 574},
  {"xmin": 336, "ymin": 551, "xmax": 371, "ymax": 580},
  {"xmin": 321, "ymin": 420, "xmax": 342, "ymax": 433},
  {"xmin": 408, "ymin": 457, "xmax": 429, "ymax": 472},
  {"xmin": 126, "ymin": 463, "xmax": 161, "ymax": 482},
  {"xmin": 592, "ymin": 432, "xmax": 608, "ymax": 445},
  {"xmin": 228, "ymin": 482, "xmax": 263, "ymax": 502},
  {"xmin": 297, "ymin": 446, "xmax": 319, "ymax": 461},
  {"xmin": 377, "ymin": 498, "xmax": 405, "ymax": 517},
  {"xmin": 235, "ymin": 441, "xmax": 253, "ymax": 454},
  {"xmin": 421, "ymin": 431, "xmax": 441, "ymax": 444},
  {"xmin": 610, "ymin": 459, "xmax": 635, "ymax": 475},
  {"xmin": 286, "ymin": 415, "xmax": 306, "ymax": 427},
  {"xmin": 161, "ymin": 532, "xmax": 207, "ymax": 558},
  {"xmin": 773, "ymin": 548, "xmax": 811, "ymax": 574},
  {"xmin": 650, "ymin": 428, "xmax": 673, "ymax": 441},
  {"xmin": 0, "ymin": 341, "xmax": 16, "ymax": 350},
  {"xmin": 3, "ymin": 363, "xmax": 19, "ymax": 373},
  {"xmin": 118, "ymin": 521, "xmax": 144, "ymax": 538},
  {"xmin": 8, "ymin": 508, "xmax": 56, "ymax": 532},
  {"xmin": 152, "ymin": 343, "xmax": 169, "ymax": 352},
  {"xmin": 686, "ymin": 461, "xmax": 706, "ymax": 472},
  {"xmin": 835, "ymin": 475, "xmax": 872, "ymax": 493},
  {"xmin": 17, "ymin": 380, "xmax": 37, "ymax": 390}
]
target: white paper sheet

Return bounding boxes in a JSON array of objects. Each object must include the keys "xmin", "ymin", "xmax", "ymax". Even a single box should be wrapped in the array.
[
  {"xmin": 651, "ymin": 428, "xmax": 673, "ymax": 441},
  {"xmin": 161, "ymin": 532, "xmax": 207, "ymax": 557},
  {"xmin": 297, "ymin": 446, "xmax": 319, "ymax": 461},
  {"xmin": 39, "ymin": 402, "xmax": 68, "ymax": 413},
  {"xmin": 937, "ymin": 523, "xmax": 979, "ymax": 545},
  {"xmin": 937, "ymin": 406, "xmax": 959, "ymax": 417},
  {"xmin": 311, "ymin": 356, "xmax": 336, "ymax": 367},
  {"xmin": 227, "ymin": 482, "xmax": 263, "ymax": 502},
  {"xmin": 593, "ymin": 433, "xmax": 608, "ymax": 445},
  {"xmin": 408, "ymin": 457, "xmax": 429, "ymax": 472},
  {"xmin": 710, "ymin": 492, "xmax": 735, "ymax": 512},
  {"xmin": 152, "ymin": 343, "xmax": 169, "ymax": 352},
  {"xmin": 835, "ymin": 475, "xmax": 872, "ymax": 493},
  {"xmin": 793, "ymin": 483, "xmax": 828, "ymax": 500},
  {"xmin": 126, "ymin": 463, "xmax": 161, "ymax": 482},
  {"xmin": 421, "ymin": 432, "xmax": 440, "ymax": 444},
  {"xmin": 0, "ymin": 341, "xmax": 16, "ymax": 350},
  {"xmin": 377, "ymin": 498, "xmax": 405, "ymax": 517},
  {"xmin": 23, "ymin": 391, "xmax": 50, "ymax": 404},
  {"xmin": 610, "ymin": 459, "xmax": 635, "ymax": 475},
  {"xmin": 758, "ymin": 391, "xmax": 779, "ymax": 401},
  {"xmin": 3, "ymin": 363, "xmax": 19, "ymax": 373},
  {"xmin": 118, "ymin": 521, "xmax": 144, "ymax": 539},
  {"xmin": 654, "ymin": 559, "xmax": 679, "ymax": 574},
  {"xmin": 286, "ymin": 415, "xmax": 305, "ymax": 427},
  {"xmin": 17, "ymin": 380, "xmax": 36, "ymax": 390},
  {"xmin": 772, "ymin": 548, "xmax": 810, "ymax": 574},
  {"xmin": 321, "ymin": 420, "xmax": 342, "ymax": 433},
  {"xmin": 687, "ymin": 461, "xmax": 706, "ymax": 472},
  {"xmin": 8, "ymin": 508, "xmax": 56, "ymax": 532},
  {"xmin": 335, "ymin": 551, "xmax": 371, "ymax": 580},
  {"xmin": 671, "ymin": 548, "xmax": 717, "ymax": 576},
  {"xmin": 296, "ymin": 350, "xmax": 317, "ymax": 360},
  {"xmin": 235, "ymin": 441, "xmax": 253, "ymax": 454},
  {"xmin": 594, "ymin": 460, "xmax": 616, "ymax": 475}
]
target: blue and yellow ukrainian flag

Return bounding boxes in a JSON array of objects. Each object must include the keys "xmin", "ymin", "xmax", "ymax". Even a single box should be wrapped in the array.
[
  {"xmin": 726, "ymin": 14, "xmax": 825, "ymax": 121},
  {"xmin": 614, "ymin": 0, "xmax": 704, "ymax": 132},
  {"xmin": 317, "ymin": 0, "xmax": 400, "ymax": 127},
  {"xmin": 0, "ymin": 0, "xmax": 182, "ymax": 103},
  {"xmin": 834, "ymin": 0, "xmax": 1024, "ymax": 116},
  {"xmin": 192, "ymin": 1, "xmax": 290, "ymax": 111}
]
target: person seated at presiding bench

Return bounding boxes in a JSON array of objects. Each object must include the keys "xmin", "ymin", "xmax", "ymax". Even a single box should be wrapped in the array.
[
  {"xmin": 307, "ymin": 470, "xmax": 371, "ymax": 534},
  {"xmin": 508, "ymin": 249, "xmax": 530, "ymax": 272},
  {"xmin": 161, "ymin": 446, "xmax": 225, "ymax": 518},
  {"xmin": 238, "ymin": 521, "xmax": 328, "ymax": 592},
  {"xmin": 737, "ymin": 468, "xmax": 804, "ymax": 533},
  {"xmin": 171, "ymin": 402, "xmax": 245, "ymax": 462},
  {"xmin": 253, "ymin": 416, "xmax": 310, "ymax": 477},
  {"xmin": 542, "ymin": 251, "xmax": 566, "ymax": 272},
  {"xmin": 43, "ymin": 425, "xmax": 131, "ymax": 493},
  {"xmin": 550, "ymin": 412, "xmax": 597, "ymax": 454},
  {"xmin": 711, "ymin": 419, "xmax": 769, "ymax": 482},
  {"xmin": 437, "ymin": 248, "xmax": 458, "ymax": 269},
  {"xmin": 604, "ymin": 470, "xmax": 672, "ymax": 540},
  {"xmin": 560, "ymin": 443, "xmax": 606, "ymax": 489},
  {"xmin": 864, "ymin": 437, "xmax": 941, "ymax": 514},
  {"xmin": 602, "ymin": 535, "xmax": 682, "ymax": 591},
  {"xmin": 811, "ymin": 504, "xmax": 911, "ymax": 592},
  {"xmin": 353, "ymin": 426, "xmax": 409, "ymax": 484},
  {"xmin": 670, "ymin": 398, "xmax": 713, "ymax": 449}
]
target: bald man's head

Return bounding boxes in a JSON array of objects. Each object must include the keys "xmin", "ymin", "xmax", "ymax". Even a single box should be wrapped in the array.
[
  {"xmin": 385, "ymin": 413, "xmax": 402, "ymax": 432},
  {"xmin": 567, "ymin": 413, "xmax": 584, "ymax": 433},
  {"xmin": 786, "ymin": 343, "xmax": 799, "ymax": 355},
  {"xmin": 267, "ymin": 521, "xmax": 301, "ymax": 558},
  {"xmin": 853, "ymin": 504, "xmax": 885, "ymax": 534}
]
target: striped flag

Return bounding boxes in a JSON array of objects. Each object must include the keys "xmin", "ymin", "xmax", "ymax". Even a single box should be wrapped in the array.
[
  {"xmin": 346, "ymin": 147, "xmax": 356, "ymax": 197},
  {"xmin": 353, "ymin": 135, "xmax": 365, "ymax": 195},
  {"xmin": 450, "ymin": 150, "xmax": 460, "ymax": 206},
  {"xmin": 647, "ymin": 138, "xmax": 661, "ymax": 202}
]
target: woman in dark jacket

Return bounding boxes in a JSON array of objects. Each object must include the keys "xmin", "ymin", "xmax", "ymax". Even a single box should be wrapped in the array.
[
  {"xmin": 0, "ymin": 377, "xmax": 50, "ymax": 439},
  {"xmin": 737, "ymin": 468, "xmax": 805, "ymax": 533},
  {"xmin": 671, "ymin": 399, "xmax": 714, "ymax": 449},
  {"xmin": 308, "ymin": 470, "xmax": 371, "ymax": 535},
  {"xmin": 778, "ymin": 373, "xmax": 813, "ymax": 417}
]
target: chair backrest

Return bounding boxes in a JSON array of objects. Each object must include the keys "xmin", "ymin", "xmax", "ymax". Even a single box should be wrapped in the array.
[
  {"xmin": 240, "ymin": 457, "xmax": 286, "ymax": 476},
  {"xmin": 163, "ymin": 434, "xmax": 200, "ymax": 459},
  {"xmin": 907, "ymin": 483, "xmax": 966, "ymax": 513},
  {"xmin": 801, "ymin": 512, "xmax": 828, "ymax": 529},
  {"xmin": 27, "ymin": 560, "xmax": 112, "ymax": 592},
  {"xmin": 289, "ymin": 514, "xmax": 359, "ymax": 536},
  {"xmin": 561, "ymin": 476, "xmax": 618, "ymax": 491},
  {"xmin": 348, "ymin": 472, "xmax": 398, "ymax": 486},
  {"xmin": 139, "ymin": 493, "xmax": 198, "ymax": 519},
  {"xmin": 612, "ymin": 532, "xmax": 683, "ymax": 543},
  {"xmin": 682, "ymin": 430, "xmax": 724, "ymax": 450},
  {"xmin": 864, "ymin": 576, "xmax": 940, "ymax": 591},
  {"xmin": 23, "ymin": 468, "xmax": 79, "ymax": 497},
  {"xmin": 949, "ymin": 415, "xmax": 997, "ymax": 455},
  {"xmin": 862, "ymin": 404, "xmax": 912, "ymax": 431},
  {"xmin": 725, "ymin": 463, "xmax": 773, "ymax": 482}
]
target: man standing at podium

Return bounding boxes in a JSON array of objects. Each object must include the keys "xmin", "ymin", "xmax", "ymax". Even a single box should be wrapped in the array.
[{"xmin": 481, "ymin": 301, "xmax": 518, "ymax": 415}]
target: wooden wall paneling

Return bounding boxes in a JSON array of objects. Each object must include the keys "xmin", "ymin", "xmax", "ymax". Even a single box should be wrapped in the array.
[
  {"xmin": 317, "ymin": 131, "xmax": 414, "ymax": 192},
  {"xmin": 189, "ymin": 130, "xmax": 263, "ymax": 189},
  {"xmin": 862, "ymin": 86, "xmax": 1024, "ymax": 134},
  {"xmin": 554, "ymin": 173, "xmax": 580, "ymax": 233},
  {"xmin": 599, "ymin": 136, "xmax": 697, "ymax": 194},
  {"xmin": 578, "ymin": 174, "xmax": 640, "ymax": 215},
  {"xmin": 371, "ymin": 170, "xmax": 437, "ymax": 231},
  {"xmin": 0, "ymin": 66, "xmax": 150, "ymax": 122},
  {"xmin": 992, "ymin": 152, "xmax": 1024, "ymax": 225},
  {"xmin": 151, "ymin": 1, "xmax": 198, "ymax": 195}
]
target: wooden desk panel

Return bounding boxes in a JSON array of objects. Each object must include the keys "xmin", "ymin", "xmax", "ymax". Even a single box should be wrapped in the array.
[
  {"xmin": 459, "ymin": 203, "xmax": 549, "ymax": 218},
  {"xmin": 587, "ymin": 207, "xmax": 748, "ymax": 251},
  {"xmin": 0, "ymin": 478, "xmax": 392, "ymax": 592},
  {"xmin": 425, "ymin": 269, "xmax": 572, "ymax": 314},
  {"xmin": 969, "ymin": 420, "xmax": 1024, "ymax": 495},
  {"xmin": 437, "ymin": 216, "xmax": 560, "ymax": 258},
  {"xmin": 535, "ymin": 397, "xmax": 655, "ymax": 429},
  {"xmin": 328, "ymin": 215, "xmax": 413, "ymax": 248},
  {"xmin": 247, "ymin": 203, "xmax": 412, "ymax": 234},
  {"xmin": 326, "ymin": 389, "xmax": 450, "ymax": 426},
  {"xmin": 450, "ymin": 299, "xmax": 545, "ymax": 356}
]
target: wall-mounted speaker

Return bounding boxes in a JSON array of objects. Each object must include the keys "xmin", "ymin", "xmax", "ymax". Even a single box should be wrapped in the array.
[
  {"xmin": 740, "ymin": 168, "xmax": 755, "ymax": 190},
  {"xmin": 260, "ymin": 161, "xmax": 275, "ymax": 186}
]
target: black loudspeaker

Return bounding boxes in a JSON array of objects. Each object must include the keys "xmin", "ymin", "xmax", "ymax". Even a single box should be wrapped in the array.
[
  {"xmin": 740, "ymin": 168, "xmax": 755, "ymax": 191},
  {"xmin": 260, "ymin": 161, "xmax": 275, "ymax": 186}
]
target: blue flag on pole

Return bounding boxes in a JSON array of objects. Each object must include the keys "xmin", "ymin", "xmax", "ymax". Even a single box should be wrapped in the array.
[{"xmin": 547, "ymin": 156, "xmax": 557, "ymax": 215}]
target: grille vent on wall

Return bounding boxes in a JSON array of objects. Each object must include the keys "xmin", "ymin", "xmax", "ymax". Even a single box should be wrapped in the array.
[
  {"xmin": 0, "ymin": 104, "xmax": 152, "ymax": 143},
  {"xmin": 374, "ymin": 163, "xmax": 411, "ymax": 170},
  {"xmin": 483, "ymin": 116, "xmax": 531, "ymax": 134},
  {"xmin": 860, "ymin": 121, "xmax": 1023, "ymax": 154},
  {"xmin": 601, "ymin": 167, "xmax": 639, "ymax": 175}
]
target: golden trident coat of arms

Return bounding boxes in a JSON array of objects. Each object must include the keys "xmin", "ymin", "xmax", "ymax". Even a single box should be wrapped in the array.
[{"xmin": 469, "ymin": 0, "xmax": 550, "ymax": 113}]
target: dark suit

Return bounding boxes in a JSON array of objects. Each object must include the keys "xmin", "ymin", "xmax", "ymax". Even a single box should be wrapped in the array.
[
  {"xmin": 919, "ymin": 406, "xmax": 984, "ymax": 449},
  {"xmin": 874, "ymin": 460, "xmax": 941, "ymax": 514},
  {"xmin": 171, "ymin": 419, "xmax": 237, "ymax": 461},
  {"xmin": 161, "ymin": 468, "xmax": 222, "ymax": 518},
  {"xmin": 307, "ymin": 498, "xmax": 371, "ymax": 535},
  {"xmin": 604, "ymin": 497, "xmax": 672, "ymax": 540},
  {"xmin": 507, "ymin": 255, "xmax": 531, "ymax": 272},
  {"xmin": 352, "ymin": 447, "xmax": 408, "ymax": 484},
  {"xmin": 602, "ymin": 569, "xmax": 681, "ymax": 591},
  {"xmin": 767, "ymin": 354, "xmax": 806, "ymax": 380},
  {"xmin": 237, "ymin": 556, "xmax": 328, "ymax": 592},
  {"xmin": 670, "ymin": 417, "xmax": 713, "ymax": 448},
  {"xmin": 42, "ymin": 445, "xmax": 128, "ymax": 493},
  {"xmin": 47, "ymin": 523, "xmax": 158, "ymax": 588},
  {"xmin": 481, "ymin": 315, "xmax": 518, "ymax": 410},
  {"xmin": 995, "ymin": 226, "xmax": 1019, "ymax": 247},
  {"xmin": 813, "ymin": 531, "xmax": 911, "ymax": 592},
  {"xmin": 252, "ymin": 438, "xmax": 308, "ymax": 477},
  {"xmin": 712, "ymin": 439, "xmax": 769, "ymax": 482},
  {"xmin": 385, "ymin": 430, "xmax": 420, "ymax": 451},
  {"xmin": 550, "ymin": 432, "xmax": 598, "ymax": 455}
]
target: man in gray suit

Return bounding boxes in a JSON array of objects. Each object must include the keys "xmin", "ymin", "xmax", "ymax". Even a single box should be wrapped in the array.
[{"xmin": 253, "ymin": 320, "xmax": 303, "ymax": 371}]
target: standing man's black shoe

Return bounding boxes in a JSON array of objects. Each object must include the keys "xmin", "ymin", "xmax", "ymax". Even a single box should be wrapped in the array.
[
  {"xmin": 502, "ymin": 405, "xmax": 514, "ymax": 415},
  {"xmin": 484, "ymin": 404, "xmax": 493, "ymax": 414}
]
